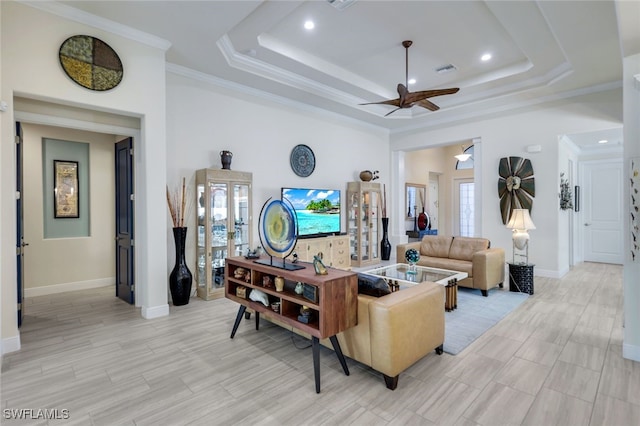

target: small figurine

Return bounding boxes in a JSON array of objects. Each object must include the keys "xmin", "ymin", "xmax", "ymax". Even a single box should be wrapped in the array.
[
  {"xmin": 294, "ymin": 282, "xmax": 304, "ymax": 295},
  {"xmin": 313, "ymin": 255, "xmax": 328, "ymax": 275},
  {"xmin": 263, "ymin": 275, "xmax": 273, "ymax": 288}
]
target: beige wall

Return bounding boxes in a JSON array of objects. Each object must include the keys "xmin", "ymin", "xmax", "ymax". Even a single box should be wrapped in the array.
[
  {"xmin": 404, "ymin": 144, "xmax": 473, "ymax": 236},
  {"xmin": 22, "ymin": 123, "xmax": 116, "ymax": 295}
]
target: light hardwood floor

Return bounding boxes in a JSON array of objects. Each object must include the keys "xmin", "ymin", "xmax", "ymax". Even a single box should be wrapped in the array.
[{"xmin": 2, "ymin": 262, "xmax": 639, "ymax": 425}]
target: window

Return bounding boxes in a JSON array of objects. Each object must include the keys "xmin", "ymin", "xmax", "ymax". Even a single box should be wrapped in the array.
[
  {"xmin": 455, "ymin": 145, "xmax": 474, "ymax": 170},
  {"xmin": 458, "ymin": 181, "xmax": 474, "ymax": 237}
]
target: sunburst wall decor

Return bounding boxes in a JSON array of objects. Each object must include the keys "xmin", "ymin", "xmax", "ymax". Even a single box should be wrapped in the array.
[{"xmin": 498, "ymin": 156, "xmax": 535, "ymax": 224}]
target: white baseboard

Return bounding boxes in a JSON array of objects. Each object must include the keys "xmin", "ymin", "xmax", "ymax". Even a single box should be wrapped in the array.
[
  {"xmin": 533, "ymin": 268, "xmax": 564, "ymax": 279},
  {"xmin": 25, "ymin": 278, "xmax": 114, "ymax": 297},
  {"xmin": 623, "ymin": 342, "xmax": 640, "ymax": 362},
  {"xmin": 2, "ymin": 335, "xmax": 21, "ymax": 355},
  {"xmin": 142, "ymin": 304, "xmax": 169, "ymax": 319}
]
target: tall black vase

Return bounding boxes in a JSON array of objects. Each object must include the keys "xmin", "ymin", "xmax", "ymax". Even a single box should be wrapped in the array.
[
  {"xmin": 380, "ymin": 217, "xmax": 391, "ymax": 261},
  {"xmin": 170, "ymin": 227, "xmax": 192, "ymax": 306}
]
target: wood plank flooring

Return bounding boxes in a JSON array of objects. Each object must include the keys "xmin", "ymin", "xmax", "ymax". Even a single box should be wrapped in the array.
[{"xmin": 2, "ymin": 262, "xmax": 638, "ymax": 425}]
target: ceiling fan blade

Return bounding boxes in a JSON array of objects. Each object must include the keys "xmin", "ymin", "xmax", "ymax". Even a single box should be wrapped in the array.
[
  {"xmin": 406, "ymin": 88, "xmax": 460, "ymax": 102},
  {"xmin": 359, "ymin": 98, "xmax": 401, "ymax": 107},
  {"xmin": 384, "ymin": 107, "xmax": 402, "ymax": 117},
  {"xmin": 360, "ymin": 41, "xmax": 459, "ymax": 116},
  {"xmin": 416, "ymin": 99, "xmax": 440, "ymax": 111}
]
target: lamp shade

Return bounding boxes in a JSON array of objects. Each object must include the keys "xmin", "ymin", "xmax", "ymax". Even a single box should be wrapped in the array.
[
  {"xmin": 506, "ymin": 209, "xmax": 536, "ymax": 230},
  {"xmin": 454, "ymin": 153, "xmax": 471, "ymax": 161}
]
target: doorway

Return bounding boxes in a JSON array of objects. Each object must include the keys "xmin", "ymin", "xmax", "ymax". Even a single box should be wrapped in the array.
[
  {"xmin": 15, "ymin": 116, "xmax": 138, "ymax": 326},
  {"xmin": 580, "ymin": 159, "xmax": 624, "ymax": 264}
]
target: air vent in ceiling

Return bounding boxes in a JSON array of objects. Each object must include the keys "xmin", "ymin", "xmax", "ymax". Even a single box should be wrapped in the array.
[
  {"xmin": 326, "ymin": 0, "xmax": 357, "ymax": 11},
  {"xmin": 435, "ymin": 64, "xmax": 457, "ymax": 74}
]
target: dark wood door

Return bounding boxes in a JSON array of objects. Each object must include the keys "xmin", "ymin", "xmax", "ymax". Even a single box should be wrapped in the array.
[
  {"xmin": 115, "ymin": 138, "xmax": 134, "ymax": 304},
  {"xmin": 16, "ymin": 122, "xmax": 25, "ymax": 326}
]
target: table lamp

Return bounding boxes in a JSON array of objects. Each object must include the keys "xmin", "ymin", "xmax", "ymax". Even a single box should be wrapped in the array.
[{"xmin": 506, "ymin": 208, "xmax": 535, "ymax": 264}]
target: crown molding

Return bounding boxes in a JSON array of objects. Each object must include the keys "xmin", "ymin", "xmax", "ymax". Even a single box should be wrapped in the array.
[
  {"xmin": 166, "ymin": 62, "xmax": 389, "ymax": 137},
  {"xmin": 17, "ymin": 0, "xmax": 172, "ymax": 51},
  {"xmin": 391, "ymin": 80, "xmax": 622, "ymax": 136}
]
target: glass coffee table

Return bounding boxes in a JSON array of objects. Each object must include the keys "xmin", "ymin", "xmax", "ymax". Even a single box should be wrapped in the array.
[{"xmin": 363, "ymin": 263, "xmax": 468, "ymax": 311}]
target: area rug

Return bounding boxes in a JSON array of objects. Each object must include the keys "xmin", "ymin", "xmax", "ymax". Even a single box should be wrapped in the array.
[{"xmin": 443, "ymin": 287, "xmax": 529, "ymax": 355}]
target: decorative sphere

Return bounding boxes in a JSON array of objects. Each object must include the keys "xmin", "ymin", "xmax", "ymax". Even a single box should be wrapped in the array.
[{"xmin": 405, "ymin": 248, "xmax": 420, "ymax": 265}]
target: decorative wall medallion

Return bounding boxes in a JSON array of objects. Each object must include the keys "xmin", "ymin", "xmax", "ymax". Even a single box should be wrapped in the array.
[
  {"xmin": 497, "ymin": 156, "xmax": 535, "ymax": 224},
  {"xmin": 290, "ymin": 144, "xmax": 315, "ymax": 177},
  {"xmin": 59, "ymin": 35, "xmax": 123, "ymax": 91}
]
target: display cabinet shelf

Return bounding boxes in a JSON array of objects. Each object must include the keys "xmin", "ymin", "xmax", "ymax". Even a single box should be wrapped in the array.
[{"xmin": 347, "ymin": 181, "xmax": 382, "ymax": 267}]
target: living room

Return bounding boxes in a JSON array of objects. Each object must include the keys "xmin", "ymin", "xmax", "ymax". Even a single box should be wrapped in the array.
[{"xmin": 1, "ymin": 1, "xmax": 640, "ymax": 422}]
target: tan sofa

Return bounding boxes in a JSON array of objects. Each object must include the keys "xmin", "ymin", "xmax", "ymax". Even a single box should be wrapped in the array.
[
  {"xmin": 321, "ymin": 281, "xmax": 445, "ymax": 390},
  {"xmin": 396, "ymin": 235, "xmax": 505, "ymax": 296}
]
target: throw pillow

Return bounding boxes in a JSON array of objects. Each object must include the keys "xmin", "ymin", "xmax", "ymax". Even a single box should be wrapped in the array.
[{"xmin": 357, "ymin": 273, "xmax": 391, "ymax": 297}]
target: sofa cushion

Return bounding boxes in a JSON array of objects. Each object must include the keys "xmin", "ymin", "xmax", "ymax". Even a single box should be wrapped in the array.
[
  {"xmin": 416, "ymin": 256, "xmax": 473, "ymax": 277},
  {"xmin": 448, "ymin": 237, "xmax": 490, "ymax": 261},
  {"xmin": 357, "ymin": 273, "xmax": 391, "ymax": 297},
  {"xmin": 420, "ymin": 235, "xmax": 453, "ymax": 258}
]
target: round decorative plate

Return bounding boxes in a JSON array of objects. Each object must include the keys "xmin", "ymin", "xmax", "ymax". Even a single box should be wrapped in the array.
[
  {"xmin": 259, "ymin": 199, "xmax": 298, "ymax": 257},
  {"xmin": 59, "ymin": 35, "xmax": 123, "ymax": 91},
  {"xmin": 290, "ymin": 144, "xmax": 315, "ymax": 177}
]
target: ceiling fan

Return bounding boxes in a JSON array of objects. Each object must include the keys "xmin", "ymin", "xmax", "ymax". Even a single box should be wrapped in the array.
[{"xmin": 361, "ymin": 40, "xmax": 459, "ymax": 117}]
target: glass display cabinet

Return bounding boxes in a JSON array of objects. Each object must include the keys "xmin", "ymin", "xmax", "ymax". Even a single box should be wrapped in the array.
[
  {"xmin": 346, "ymin": 181, "xmax": 381, "ymax": 267},
  {"xmin": 195, "ymin": 168, "xmax": 252, "ymax": 300}
]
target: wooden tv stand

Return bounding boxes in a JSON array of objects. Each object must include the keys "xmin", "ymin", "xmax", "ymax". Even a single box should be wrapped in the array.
[{"xmin": 225, "ymin": 256, "xmax": 358, "ymax": 393}]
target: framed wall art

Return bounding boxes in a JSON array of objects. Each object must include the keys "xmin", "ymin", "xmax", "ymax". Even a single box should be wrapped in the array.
[{"xmin": 54, "ymin": 160, "xmax": 79, "ymax": 218}]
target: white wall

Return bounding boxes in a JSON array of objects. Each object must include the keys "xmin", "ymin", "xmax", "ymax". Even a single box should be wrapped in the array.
[
  {"xmin": 623, "ymin": 53, "xmax": 640, "ymax": 361},
  {"xmin": 165, "ymin": 72, "xmax": 389, "ymax": 273},
  {"xmin": 1, "ymin": 1, "xmax": 168, "ymax": 352},
  {"xmin": 22, "ymin": 123, "xmax": 115, "ymax": 295},
  {"xmin": 391, "ymin": 89, "xmax": 623, "ymax": 277}
]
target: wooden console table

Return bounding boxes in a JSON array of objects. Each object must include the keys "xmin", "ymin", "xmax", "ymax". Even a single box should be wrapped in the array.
[{"xmin": 225, "ymin": 256, "xmax": 358, "ymax": 393}]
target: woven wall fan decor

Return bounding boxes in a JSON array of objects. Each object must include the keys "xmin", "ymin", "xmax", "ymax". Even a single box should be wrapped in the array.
[{"xmin": 59, "ymin": 35, "xmax": 123, "ymax": 91}]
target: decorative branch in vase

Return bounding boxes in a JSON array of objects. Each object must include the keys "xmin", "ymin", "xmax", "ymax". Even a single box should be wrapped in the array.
[{"xmin": 166, "ymin": 177, "xmax": 192, "ymax": 306}]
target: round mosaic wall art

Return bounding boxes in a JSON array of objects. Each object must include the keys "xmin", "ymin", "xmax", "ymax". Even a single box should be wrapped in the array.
[{"xmin": 59, "ymin": 35, "xmax": 123, "ymax": 91}]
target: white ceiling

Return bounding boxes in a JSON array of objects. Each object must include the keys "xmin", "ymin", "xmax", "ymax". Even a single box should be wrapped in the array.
[{"xmin": 41, "ymin": 0, "xmax": 633, "ymax": 143}]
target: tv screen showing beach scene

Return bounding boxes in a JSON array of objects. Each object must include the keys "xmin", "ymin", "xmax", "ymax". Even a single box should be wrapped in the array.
[{"xmin": 282, "ymin": 187, "xmax": 341, "ymax": 238}]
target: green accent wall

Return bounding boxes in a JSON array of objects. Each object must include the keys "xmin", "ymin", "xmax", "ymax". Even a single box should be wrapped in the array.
[{"xmin": 42, "ymin": 139, "xmax": 90, "ymax": 238}]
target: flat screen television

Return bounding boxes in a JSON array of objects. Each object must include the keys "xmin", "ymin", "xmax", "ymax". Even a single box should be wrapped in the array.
[{"xmin": 281, "ymin": 187, "xmax": 341, "ymax": 239}]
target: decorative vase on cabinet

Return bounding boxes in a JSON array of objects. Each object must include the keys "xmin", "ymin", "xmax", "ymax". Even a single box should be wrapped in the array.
[
  {"xmin": 347, "ymin": 181, "xmax": 382, "ymax": 267},
  {"xmin": 195, "ymin": 168, "xmax": 252, "ymax": 300},
  {"xmin": 380, "ymin": 217, "xmax": 391, "ymax": 261}
]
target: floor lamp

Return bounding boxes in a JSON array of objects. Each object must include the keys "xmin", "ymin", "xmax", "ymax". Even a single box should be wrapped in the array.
[{"xmin": 507, "ymin": 209, "xmax": 536, "ymax": 264}]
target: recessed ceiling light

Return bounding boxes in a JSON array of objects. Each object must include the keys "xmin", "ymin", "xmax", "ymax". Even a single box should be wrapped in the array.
[
  {"xmin": 481, "ymin": 53, "xmax": 492, "ymax": 62},
  {"xmin": 304, "ymin": 20, "xmax": 315, "ymax": 30},
  {"xmin": 408, "ymin": 78, "xmax": 416, "ymax": 85},
  {"xmin": 598, "ymin": 139, "xmax": 608, "ymax": 144}
]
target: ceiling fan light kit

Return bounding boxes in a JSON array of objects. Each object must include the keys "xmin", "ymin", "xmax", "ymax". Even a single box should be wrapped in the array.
[{"xmin": 360, "ymin": 40, "xmax": 459, "ymax": 117}]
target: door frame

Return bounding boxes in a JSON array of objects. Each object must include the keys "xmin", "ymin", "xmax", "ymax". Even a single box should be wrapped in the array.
[
  {"xmin": 578, "ymin": 158, "xmax": 624, "ymax": 264},
  {"xmin": 14, "ymin": 110, "xmax": 141, "ymax": 307}
]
